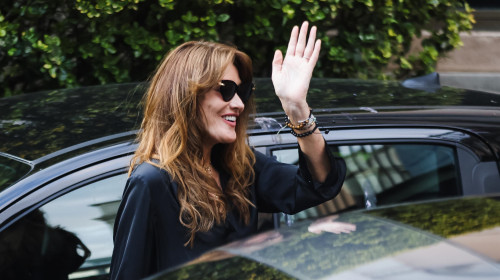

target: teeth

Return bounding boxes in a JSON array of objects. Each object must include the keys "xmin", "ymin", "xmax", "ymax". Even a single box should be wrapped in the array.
[{"xmin": 223, "ymin": 116, "xmax": 237, "ymax": 122}]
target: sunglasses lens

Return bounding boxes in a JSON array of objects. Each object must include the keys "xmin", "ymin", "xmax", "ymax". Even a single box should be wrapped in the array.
[
  {"xmin": 219, "ymin": 80, "xmax": 237, "ymax": 102},
  {"xmin": 219, "ymin": 80, "xmax": 254, "ymax": 103},
  {"xmin": 237, "ymin": 82, "xmax": 254, "ymax": 103}
]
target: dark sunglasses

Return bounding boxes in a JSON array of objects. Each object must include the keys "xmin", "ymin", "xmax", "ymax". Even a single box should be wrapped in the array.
[{"xmin": 217, "ymin": 80, "xmax": 255, "ymax": 103}]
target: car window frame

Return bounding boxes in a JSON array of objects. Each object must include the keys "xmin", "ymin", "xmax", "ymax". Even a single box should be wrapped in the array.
[{"xmin": 249, "ymin": 126, "xmax": 499, "ymax": 204}]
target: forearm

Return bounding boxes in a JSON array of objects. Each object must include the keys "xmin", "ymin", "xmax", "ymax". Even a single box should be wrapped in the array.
[
  {"xmin": 297, "ymin": 129, "xmax": 329, "ymax": 182},
  {"xmin": 284, "ymin": 102, "xmax": 330, "ymax": 183}
]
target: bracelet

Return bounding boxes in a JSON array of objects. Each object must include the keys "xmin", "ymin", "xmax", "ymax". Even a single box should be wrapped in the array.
[
  {"xmin": 285, "ymin": 110, "xmax": 316, "ymax": 130},
  {"xmin": 290, "ymin": 123, "xmax": 319, "ymax": 138}
]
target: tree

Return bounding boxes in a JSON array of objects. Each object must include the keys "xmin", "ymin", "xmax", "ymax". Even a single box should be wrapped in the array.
[{"xmin": 0, "ymin": 0, "xmax": 474, "ymax": 97}]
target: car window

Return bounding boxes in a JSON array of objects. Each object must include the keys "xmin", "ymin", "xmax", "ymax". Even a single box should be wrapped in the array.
[
  {"xmin": 0, "ymin": 173, "xmax": 127, "ymax": 279},
  {"xmin": 273, "ymin": 143, "xmax": 460, "ymax": 223},
  {"xmin": 0, "ymin": 155, "xmax": 32, "ymax": 191}
]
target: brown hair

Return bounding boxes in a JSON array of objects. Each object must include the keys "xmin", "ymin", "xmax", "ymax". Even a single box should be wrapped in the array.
[{"xmin": 130, "ymin": 41, "xmax": 256, "ymax": 246}]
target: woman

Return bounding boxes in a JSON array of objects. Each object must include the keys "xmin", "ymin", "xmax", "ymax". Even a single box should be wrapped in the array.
[{"xmin": 110, "ymin": 22, "xmax": 346, "ymax": 279}]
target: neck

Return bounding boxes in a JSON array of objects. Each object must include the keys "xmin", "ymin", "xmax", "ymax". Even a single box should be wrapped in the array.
[{"xmin": 202, "ymin": 144, "xmax": 214, "ymax": 166}]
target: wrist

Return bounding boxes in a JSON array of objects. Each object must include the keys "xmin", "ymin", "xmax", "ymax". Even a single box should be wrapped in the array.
[
  {"xmin": 282, "ymin": 101, "xmax": 310, "ymax": 122},
  {"xmin": 284, "ymin": 109, "xmax": 319, "ymax": 138},
  {"xmin": 285, "ymin": 109, "xmax": 315, "ymax": 130}
]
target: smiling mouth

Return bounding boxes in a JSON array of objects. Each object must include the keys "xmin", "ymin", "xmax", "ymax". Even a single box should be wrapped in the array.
[{"xmin": 223, "ymin": 116, "xmax": 237, "ymax": 122}]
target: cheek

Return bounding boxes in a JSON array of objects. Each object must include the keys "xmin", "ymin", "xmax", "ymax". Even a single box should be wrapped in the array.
[
  {"xmin": 204, "ymin": 100, "xmax": 225, "ymax": 120},
  {"xmin": 203, "ymin": 105, "xmax": 217, "ymax": 123},
  {"xmin": 200, "ymin": 94, "xmax": 221, "ymax": 115},
  {"xmin": 199, "ymin": 104, "xmax": 219, "ymax": 131}
]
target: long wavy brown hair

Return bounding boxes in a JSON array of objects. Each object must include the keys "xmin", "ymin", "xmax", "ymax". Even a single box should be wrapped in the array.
[{"xmin": 130, "ymin": 41, "xmax": 256, "ymax": 246}]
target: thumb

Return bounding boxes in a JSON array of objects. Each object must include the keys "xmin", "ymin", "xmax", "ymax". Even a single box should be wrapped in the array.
[{"xmin": 272, "ymin": 49, "xmax": 283, "ymax": 74}]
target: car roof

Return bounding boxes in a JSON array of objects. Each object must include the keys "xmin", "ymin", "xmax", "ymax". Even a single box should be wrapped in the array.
[
  {"xmin": 1, "ymin": 78, "xmax": 499, "ymax": 164},
  {"xmin": 0, "ymin": 83, "xmax": 145, "ymax": 162},
  {"xmin": 255, "ymin": 78, "xmax": 500, "ymax": 160},
  {"xmin": 154, "ymin": 195, "xmax": 500, "ymax": 279}
]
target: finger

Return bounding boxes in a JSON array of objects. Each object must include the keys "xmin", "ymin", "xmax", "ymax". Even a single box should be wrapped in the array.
[
  {"xmin": 303, "ymin": 25, "xmax": 317, "ymax": 60},
  {"xmin": 295, "ymin": 21, "xmax": 309, "ymax": 57},
  {"xmin": 308, "ymin": 39, "xmax": 321, "ymax": 65},
  {"xmin": 286, "ymin": 25, "xmax": 299, "ymax": 57},
  {"xmin": 272, "ymin": 49, "xmax": 283, "ymax": 73},
  {"xmin": 307, "ymin": 226, "xmax": 321, "ymax": 234}
]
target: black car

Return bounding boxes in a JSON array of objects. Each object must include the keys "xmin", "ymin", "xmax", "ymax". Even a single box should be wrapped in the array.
[
  {"xmin": 1, "ymin": 75, "xmax": 500, "ymax": 278},
  {"xmin": 150, "ymin": 194, "xmax": 500, "ymax": 280}
]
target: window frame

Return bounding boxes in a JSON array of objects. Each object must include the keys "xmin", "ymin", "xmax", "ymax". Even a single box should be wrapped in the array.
[
  {"xmin": 272, "ymin": 140, "xmax": 462, "ymax": 205},
  {"xmin": 249, "ymin": 126, "xmax": 500, "ymax": 209}
]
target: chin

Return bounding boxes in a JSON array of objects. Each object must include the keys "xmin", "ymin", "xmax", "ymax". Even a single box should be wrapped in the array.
[
  {"xmin": 219, "ymin": 135, "xmax": 237, "ymax": 144},
  {"xmin": 221, "ymin": 138, "xmax": 237, "ymax": 144}
]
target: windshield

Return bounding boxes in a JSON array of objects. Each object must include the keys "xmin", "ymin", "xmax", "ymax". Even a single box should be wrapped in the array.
[
  {"xmin": 0, "ymin": 155, "xmax": 32, "ymax": 192},
  {"xmin": 154, "ymin": 255, "xmax": 294, "ymax": 280}
]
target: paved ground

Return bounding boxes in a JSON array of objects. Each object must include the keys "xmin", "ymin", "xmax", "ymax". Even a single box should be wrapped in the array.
[
  {"xmin": 440, "ymin": 72, "xmax": 500, "ymax": 94},
  {"xmin": 436, "ymin": 10, "xmax": 500, "ymax": 94}
]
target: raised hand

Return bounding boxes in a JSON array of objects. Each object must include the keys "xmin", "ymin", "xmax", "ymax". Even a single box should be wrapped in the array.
[
  {"xmin": 271, "ymin": 21, "xmax": 321, "ymax": 115},
  {"xmin": 272, "ymin": 22, "xmax": 330, "ymax": 184}
]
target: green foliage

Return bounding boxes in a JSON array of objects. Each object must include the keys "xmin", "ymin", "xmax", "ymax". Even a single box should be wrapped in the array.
[
  {"xmin": 369, "ymin": 196, "xmax": 500, "ymax": 237},
  {"xmin": 157, "ymin": 256, "xmax": 294, "ymax": 279},
  {"xmin": 241, "ymin": 214, "xmax": 438, "ymax": 278},
  {"xmin": 156, "ymin": 214, "xmax": 441, "ymax": 279},
  {"xmin": 0, "ymin": 0, "xmax": 474, "ymax": 97},
  {"xmin": 159, "ymin": 197, "xmax": 500, "ymax": 279}
]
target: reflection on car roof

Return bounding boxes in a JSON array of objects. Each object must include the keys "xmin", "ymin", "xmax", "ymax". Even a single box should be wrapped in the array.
[{"xmin": 159, "ymin": 195, "xmax": 500, "ymax": 280}]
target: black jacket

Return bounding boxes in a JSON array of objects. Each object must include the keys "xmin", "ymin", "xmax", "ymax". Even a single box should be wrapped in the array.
[{"xmin": 110, "ymin": 148, "xmax": 345, "ymax": 279}]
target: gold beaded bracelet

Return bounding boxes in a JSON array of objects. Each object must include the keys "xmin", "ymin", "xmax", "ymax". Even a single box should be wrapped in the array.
[{"xmin": 284, "ymin": 110, "xmax": 316, "ymax": 130}]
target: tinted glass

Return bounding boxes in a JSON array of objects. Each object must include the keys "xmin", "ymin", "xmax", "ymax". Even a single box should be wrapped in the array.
[
  {"xmin": 0, "ymin": 173, "xmax": 127, "ymax": 279},
  {"xmin": 367, "ymin": 196, "xmax": 500, "ymax": 262},
  {"xmin": 153, "ymin": 255, "xmax": 294, "ymax": 280},
  {"xmin": 222, "ymin": 211, "xmax": 500, "ymax": 279},
  {"xmin": 273, "ymin": 143, "xmax": 460, "ymax": 222},
  {"xmin": 0, "ymin": 155, "xmax": 32, "ymax": 191}
]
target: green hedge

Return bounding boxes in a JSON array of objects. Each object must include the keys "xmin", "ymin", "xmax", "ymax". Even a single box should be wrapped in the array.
[{"xmin": 0, "ymin": 0, "xmax": 474, "ymax": 97}]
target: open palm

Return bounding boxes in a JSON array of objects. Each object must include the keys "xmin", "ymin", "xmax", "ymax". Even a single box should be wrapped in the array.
[{"xmin": 272, "ymin": 22, "xmax": 321, "ymax": 108}]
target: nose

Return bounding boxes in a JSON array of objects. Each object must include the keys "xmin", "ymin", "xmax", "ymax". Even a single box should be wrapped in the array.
[{"xmin": 229, "ymin": 92, "xmax": 245, "ymax": 112}]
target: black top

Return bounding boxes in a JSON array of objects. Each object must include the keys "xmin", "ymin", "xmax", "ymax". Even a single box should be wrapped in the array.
[{"xmin": 110, "ymin": 148, "xmax": 346, "ymax": 279}]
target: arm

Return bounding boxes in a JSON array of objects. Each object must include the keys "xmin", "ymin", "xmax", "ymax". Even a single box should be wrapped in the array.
[
  {"xmin": 271, "ymin": 21, "xmax": 329, "ymax": 182},
  {"xmin": 253, "ymin": 149, "xmax": 345, "ymax": 214},
  {"xmin": 110, "ymin": 174, "xmax": 156, "ymax": 280}
]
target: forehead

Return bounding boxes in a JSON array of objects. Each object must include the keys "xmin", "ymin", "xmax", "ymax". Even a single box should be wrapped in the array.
[{"xmin": 221, "ymin": 64, "xmax": 241, "ymax": 84}]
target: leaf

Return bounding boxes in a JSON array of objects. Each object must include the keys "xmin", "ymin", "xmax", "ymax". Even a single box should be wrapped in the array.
[
  {"xmin": 217, "ymin": 13, "xmax": 230, "ymax": 22},
  {"xmin": 400, "ymin": 57, "xmax": 412, "ymax": 69},
  {"xmin": 49, "ymin": 67, "xmax": 57, "ymax": 78},
  {"xmin": 7, "ymin": 48, "xmax": 17, "ymax": 56}
]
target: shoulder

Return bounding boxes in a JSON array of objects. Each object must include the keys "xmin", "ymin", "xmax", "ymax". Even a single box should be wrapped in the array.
[
  {"xmin": 126, "ymin": 161, "xmax": 174, "ymax": 195},
  {"xmin": 130, "ymin": 161, "xmax": 165, "ymax": 179}
]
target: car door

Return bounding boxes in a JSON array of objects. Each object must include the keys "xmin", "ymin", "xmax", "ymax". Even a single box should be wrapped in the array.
[
  {"xmin": 0, "ymin": 154, "xmax": 131, "ymax": 280},
  {"xmin": 250, "ymin": 126, "xmax": 500, "ymax": 225}
]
